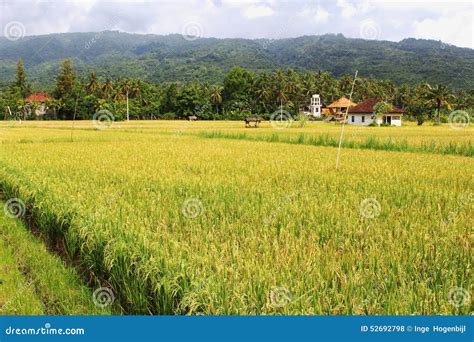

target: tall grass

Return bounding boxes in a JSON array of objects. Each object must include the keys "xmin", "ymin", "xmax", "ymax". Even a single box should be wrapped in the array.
[{"xmin": 197, "ymin": 131, "xmax": 474, "ymax": 157}]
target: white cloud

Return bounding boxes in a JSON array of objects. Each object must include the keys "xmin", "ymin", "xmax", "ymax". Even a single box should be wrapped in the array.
[
  {"xmin": 412, "ymin": 12, "xmax": 473, "ymax": 48},
  {"xmin": 336, "ymin": 0, "xmax": 373, "ymax": 19},
  {"xmin": 314, "ymin": 6, "xmax": 330, "ymax": 23},
  {"xmin": 0, "ymin": 0, "xmax": 472, "ymax": 49},
  {"xmin": 242, "ymin": 4, "xmax": 274, "ymax": 19},
  {"xmin": 299, "ymin": 5, "xmax": 330, "ymax": 24},
  {"xmin": 336, "ymin": 0, "xmax": 356, "ymax": 19}
]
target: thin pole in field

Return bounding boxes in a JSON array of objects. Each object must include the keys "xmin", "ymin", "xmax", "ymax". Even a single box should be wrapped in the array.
[
  {"xmin": 70, "ymin": 93, "xmax": 79, "ymax": 141},
  {"xmin": 336, "ymin": 70, "xmax": 358, "ymax": 171}
]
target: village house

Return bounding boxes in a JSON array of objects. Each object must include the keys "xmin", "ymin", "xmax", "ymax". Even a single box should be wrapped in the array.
[
  {"xmin": 347, "ymin": 98, "xmax": 404, "ymax": 126},
  {"xmin": 327, "ymin": 97, "xmax": 357, "ymax": 116},
  {"xmin": 24, "ymin": 92, "xmax": 51, "ymax": 116}
]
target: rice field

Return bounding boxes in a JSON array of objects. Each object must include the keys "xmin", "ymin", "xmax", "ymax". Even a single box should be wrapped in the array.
[{"xmin": 0, "ymin": 120, "xmax": 472, "ymax": 315}]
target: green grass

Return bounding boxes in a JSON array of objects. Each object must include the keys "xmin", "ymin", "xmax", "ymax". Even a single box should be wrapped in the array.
[
  {"xmin": 196, "ymin": 131, "xmax": 474, "ymax": 157},
  {"xmin": 0, "ymin": 200, "xmax": 111, "ymax": 315},
  {"xmin": 0, "ymin": 235, "xmax": 44, "ymax": 315}
]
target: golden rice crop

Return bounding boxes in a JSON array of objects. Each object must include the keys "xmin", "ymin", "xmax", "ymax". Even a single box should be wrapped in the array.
[{"xmin": 0, "ymin": 121, "xmax": 471, "ymax": 315}]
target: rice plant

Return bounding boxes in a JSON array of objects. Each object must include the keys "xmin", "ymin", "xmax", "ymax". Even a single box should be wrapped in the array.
[{"xmin": 0, "ymin": 121, "xmax": 471, "ymax": 315}]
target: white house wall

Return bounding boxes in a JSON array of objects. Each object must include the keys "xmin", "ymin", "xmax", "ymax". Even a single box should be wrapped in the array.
[
  {"xmin": 348, "ymin": 114, "xmax": 402, "ymax": 126},
  {"xmin": 348, "ymin": 114, "xmax": 374, "ymax": 126},
  {"xmin": 391, "ymin": 116, "xmax": 402, "ymax": 126}
]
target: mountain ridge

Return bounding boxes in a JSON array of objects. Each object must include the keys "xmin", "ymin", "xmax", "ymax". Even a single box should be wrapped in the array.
[{"xmin": 0, "ymin": 31, "xmax": 473, "ymax": 89}]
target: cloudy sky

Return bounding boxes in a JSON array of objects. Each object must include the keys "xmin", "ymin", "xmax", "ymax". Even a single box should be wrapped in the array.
[{"xmin": 1, "ymin": 0, "xmax": 473, "ymax": 48}]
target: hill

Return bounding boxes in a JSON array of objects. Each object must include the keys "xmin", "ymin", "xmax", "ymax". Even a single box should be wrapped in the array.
[{"xmin": 0, "ymin": 31, "xmax": 473, "ymax": 89}]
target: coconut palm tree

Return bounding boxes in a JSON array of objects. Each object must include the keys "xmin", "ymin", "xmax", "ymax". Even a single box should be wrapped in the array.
[
  {"xmin": 209, "ymin": 85, "xmax": 223, "ymax": 115},
  {"xmin": 117, "ymin": 79, "xmax": 141, "ymax": 121},
  {"xmin": 424, "ymin": 84, "xmax": 453, "ymax": 124},
  {"xmin": 86, "ymin": 72, "xmax": 99, "ymax": 95},
  {"xmin": 101, "ymin": 79, "xmax": 114, "ymax": 99}
]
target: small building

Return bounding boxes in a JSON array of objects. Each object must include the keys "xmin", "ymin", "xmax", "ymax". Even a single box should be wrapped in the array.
[
  {"xmin": 309, "ymin": 94, "xmax": 322, "ymax": 117},
  {"xmin": 347, "ymin": 98, "xmax": 404, "ymax": 126},
  {"xmin": 327, "ymin": 97, "xmax": 357, "ymax": 116},
  {"xmin": 24, "ymin": 92, "xmax": 51, "ymax": 115},
  {"xmin": 321, "ymin": 108, "xmax": 331, "ymax": 116}
]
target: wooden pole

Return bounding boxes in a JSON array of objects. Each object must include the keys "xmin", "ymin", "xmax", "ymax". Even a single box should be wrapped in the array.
[
  {"xmin": 336, "ymin": 70, "xmax": 358, "ymax": 171},
  {"xmin": 126, "ymin": 90, "xmax": 129, "ymax": 121}
]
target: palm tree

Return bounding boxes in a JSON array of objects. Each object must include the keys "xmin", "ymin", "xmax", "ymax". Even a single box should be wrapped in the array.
[
  {"xmin": 253, "ymin": 73, "xmax": 272, "ymax": 113},
  {"xmin": 301, "ymin": 73, "xmax": 316, "ymax": 98},
  {"xmin": 117, "ymin": 79, "xmax": 141, "ymax": 121},
  {"xmin": 209, "ymin": 85, "xmax": 223, "ymax": 115},
  {"xmin": 86, "ymin": 72, "xmax": 99, "ymax": 95},
  {"xmin": 255, "ymin": 85, "xmax": 271, "ymax": 113},
  {"xmin": 424, "ymin": 84, "xmax": 453, "ymax": 124},
  {"xmin": 101, "ymin": 79, "xmax": 114, "ymax": 99}
]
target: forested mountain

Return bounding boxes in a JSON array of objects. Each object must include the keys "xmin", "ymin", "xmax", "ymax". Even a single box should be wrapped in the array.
[{"xmin": 0, "ymin": 31, "xmax": 473, "ymax": 89}]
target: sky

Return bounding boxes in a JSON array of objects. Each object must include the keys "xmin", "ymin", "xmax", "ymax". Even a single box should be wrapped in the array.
[{"xmin": 0, "ymin": 0, "xmax": 473, "ymax": 48}]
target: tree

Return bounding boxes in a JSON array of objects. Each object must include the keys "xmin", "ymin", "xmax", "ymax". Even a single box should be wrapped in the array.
[
  {"xmin": 86, "ymin": 72, "xmax": 99, "ymax": 95},
  {"xmin": 424, "ymin": 84, "xmax": 453, "ymax": 124},
  {"xmin": 373, "ymin": 101, "xmax": 393, "ymax": 125},
  {"xmin": 223, "ymin": 67, "xmax": 254, "ymax": 106},
  {"xmin": 209, "ymin": 85, "xmax": 223, "ymax": 115},
  {"xmin": 160, "ymin": 83, "xmax": 179, "ymax": 114},
  {"xmin": 101, "ymin": 79, "xmax": 114, "ymax": 99},
  {"xmin": 176, "ymin": 83, "xmax": 207, "ymax": 118},
  {"xmin": 13, "ymin": 59, "xmax": 31, "ymax": 98},
  {"xmin": 116, "ymin": 79, "xmax": 141, "ymax": 121},
  {"xmin": 52, "ymin": 59, "xmax": 77, "ymax": 119},
  {"xmin": 53, "ymin": 59, "xmax": 76, "ymax": 99}
]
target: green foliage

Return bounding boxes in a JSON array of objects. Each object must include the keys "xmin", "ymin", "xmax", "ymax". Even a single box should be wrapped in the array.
[
  {"xmin": 1, "ymin": 32, "xmax": 474, "ymax": 89},
  {"xmin": 1, "ymin": 52, "xmax": 474, "ymax": 122},
  {"xmin": 13, "ymin": 59, "xmax": 30, "ymax": 98},
  {"xmin": 373, "ymin": 101, "xmax": 393, "ymax": 121},
  {"xmin": 53, "ymin": 59, "xmax": 76, "ymax": 98}
]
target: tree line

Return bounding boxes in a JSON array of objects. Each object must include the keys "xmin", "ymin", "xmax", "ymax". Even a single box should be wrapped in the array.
[{"xmin": 1, "ymin": 58, "xmax": 473, "ymax": 124}]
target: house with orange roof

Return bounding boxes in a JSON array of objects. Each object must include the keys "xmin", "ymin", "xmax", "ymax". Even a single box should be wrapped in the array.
[
  {"xmin": 327, "ymin": 97, "xmax": 357, "ymax": 116},
  {"xmin": 24, "ymin": 92, "xmax": 51, "ymax": 116}
]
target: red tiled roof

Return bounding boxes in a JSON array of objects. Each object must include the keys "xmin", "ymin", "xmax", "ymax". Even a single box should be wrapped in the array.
[
  {"xmin": 25, "ymin": 92, "xmax": 51, "ymax": 103},
  {"xmin": 348, "ymin": 98, "xmax": 404, "ymax": 114}
]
